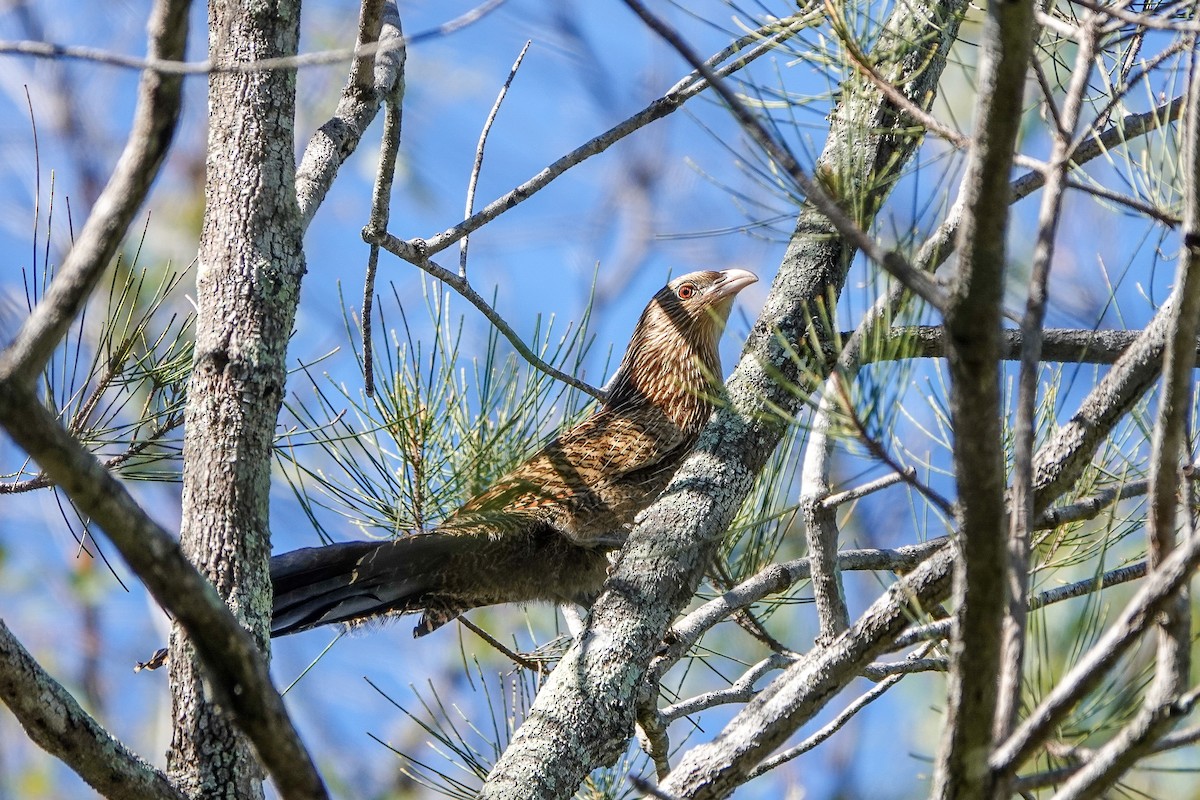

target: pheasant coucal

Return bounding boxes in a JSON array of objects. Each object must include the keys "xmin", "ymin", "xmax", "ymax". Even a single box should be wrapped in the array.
[{"xmin": 271, "ymin": 268, "xmax": 758, "ymax": 638}]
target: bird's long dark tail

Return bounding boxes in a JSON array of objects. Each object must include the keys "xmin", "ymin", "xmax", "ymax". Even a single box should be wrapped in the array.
[
  {"xmin": 271, "ymin": 526, "xmax": 613, "ymax": 638},
  {"xmin": 270, "ymin": 535, "xmax": 463, "ymax": 637}
]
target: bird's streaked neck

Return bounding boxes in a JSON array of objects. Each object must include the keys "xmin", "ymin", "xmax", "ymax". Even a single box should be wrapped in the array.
[{"xmin": 605, "ymin": 302, "xmax": 727, "ymax": 432}]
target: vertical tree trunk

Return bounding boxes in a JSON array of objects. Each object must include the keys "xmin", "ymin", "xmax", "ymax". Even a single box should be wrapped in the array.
[{"xmin": 167, "ymin": 2, "xmax": 305, "ymax": 797}]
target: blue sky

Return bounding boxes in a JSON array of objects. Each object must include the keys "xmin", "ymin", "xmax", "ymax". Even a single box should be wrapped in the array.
[{"xmin": 0, "ymin": 1, "xmax": 1191, "ymax": 798}]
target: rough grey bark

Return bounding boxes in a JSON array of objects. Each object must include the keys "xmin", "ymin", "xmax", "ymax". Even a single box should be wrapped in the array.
[
  {"xmin": 167, "ymin": 1, "xmax": 308, "ymax": 797},
  {"xmin": 295, "ymin": 0, "xmax": 405, "ymax": 229},
  {"xmin": 479, "ymin": 0, "xmax": 966, "ymax": 795},
  {"xmin": 659, "ymin": 545, "xmax": 957, "ymax": 799},
  {"xmin": 1043, "ymin": 41, "xmax": 1200, "ymax": 800},
  {"xmin": 930, "ymin": 0, "xmax": 1036, "ymax": 795},
  {"xmin": 0, "ymin": 619, "xmax": 185, "ymax": 800}
]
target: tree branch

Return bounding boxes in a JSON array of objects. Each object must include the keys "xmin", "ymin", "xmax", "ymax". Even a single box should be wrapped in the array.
[
  {"xmin": 407, "ymin": 10, "xmax": 819, "ymax": 259},
  {"xmin": 990, "ymin": 518, "xmax": 1200, "ymax": 775},
  {"xmin": 295, "ymin": 1, "xmax": 404, "ymax": 230},
  {"xmin": 0, "ymin": 618, "xmax": 186, "ymax": 800},
  {"xmin": 997, "ymin": 12, "xmax": 1100, "ymax": 748},
  {"xmin": 657, "ymin": 546, "xmax": 957, "ymax": 798},
  {"xmin": 361, "ymin": 232, "xmax": 607, "ymax": 401},
  {"xmin": 747, "ymin": 644, "xmax": 939, "ymax": 779},
  {"xmin": 0, "ymin": 0, "xmax": 188, "ymax": 389},
  {"xmin": 479, "ymin": 2, "xmax": 967, "ymax": 794},
  {"xmin": 0, "ymin": 386, "xmax": 326, "ymax": 800},
  {"xmin": 1041, "ymin": 35, "xmax": 1200, "ymax": 800},
  {"xmin": 874, "ymin": 325, "xmax": 1199, "ymax": 365},
  {"xmin": 620, "ymin": 0, "xmax": 948, "ymax": 311},
  {"xmin": 460, "ymin": 40, "xmax": 530, "ymax": 278},
  {"xmin": 932, "ymin": 0, "xmax": 1036, "ymax": 792}
]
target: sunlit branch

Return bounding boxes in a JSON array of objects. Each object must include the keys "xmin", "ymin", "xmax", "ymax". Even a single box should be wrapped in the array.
[
  {"xmin": 408, "ymin": 9, "xmax": 819, "ymax": 258},
  {"xmin": 0, "ymin": 619, "xmax": 186, "ymax": 800},
  {"xmin": 0, "ymin": 0, "xmax": 187, "ymax": 388}
]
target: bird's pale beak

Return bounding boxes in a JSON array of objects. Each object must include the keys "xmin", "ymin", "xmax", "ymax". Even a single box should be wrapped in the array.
[{"xmin": 712, "ymin": 269, "xmax": 758, "ymax": 299}]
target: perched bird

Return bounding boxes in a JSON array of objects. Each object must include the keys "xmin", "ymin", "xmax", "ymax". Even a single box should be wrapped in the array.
[{"xmin": 271, "ymin": 268, "xmax": 758, "ymax": 637}]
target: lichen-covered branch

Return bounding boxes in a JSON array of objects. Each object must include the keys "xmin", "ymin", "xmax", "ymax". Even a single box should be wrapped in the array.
[
  {"xmin": 295, "ymin": 1, "xmax": 405, "ymax": 230},
  {"xmin": 0, "ymin": 387, "xmax": 325, "ymax": 800},
  {"xmin": 0, "ymin": 618, "xmax": 186, "ymax": 800},
  {"xmin": 479, "ymin": 0, "xmax": 967, "ymax": 794}
]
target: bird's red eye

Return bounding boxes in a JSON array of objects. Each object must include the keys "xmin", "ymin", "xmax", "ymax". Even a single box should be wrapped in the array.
[{"xmin": 676, "ymin": 283, "xmax": 697, "ymax": 300}]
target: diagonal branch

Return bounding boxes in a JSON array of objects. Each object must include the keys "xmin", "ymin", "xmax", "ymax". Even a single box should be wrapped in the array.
[
  {"xmin": 1042, "ymin": 35, "xmax": 1200, "ymax": 800},
  {"xmin": 0, "ymin": 386, "xmax": 327, "ymax": 800},
  {"xmin": 361, "ymin": 233, "xmax": 607, "ymax": 401},
  {"xmin": 0, "ymin": 618, "xmax": 186, "ymax": 800},
  {"xmin": 364, "ymin": 12, "xmax": 823, "ymax": 402},
  {"xmin": 480, "ymin": 1, "xmax": 968, "ymax": 795},
  {"xmin": 620, "ymin": 0, "xmax": 948, "ymax": 311},
  {"xmin": 990, "ymin": 516, "xmax": 1200, "ymax": 775},
  {"xmin": 295, "ymin": 1, "xmax": 405, "ymax": 230},
  {"xmin": 656, "ymin": 546, "xmax": 957, "ymax": 798},
  {"xmin": 460, "ymin": 40, "xmax": 531, "ymax": 278},
  {"xmin": 0, "ymin": 0, "xmax": 188, "ymax": 389},
  {"xmin": 406, "ymin": 10, "xmax": 820, "ymax": 258}
]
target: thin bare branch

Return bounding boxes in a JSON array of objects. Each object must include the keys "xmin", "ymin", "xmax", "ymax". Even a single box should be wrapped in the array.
[
  {"xmin": 408, "ymin": 10, "xmax": 819, "ymax": 259},
  {"xmin": 1035, "ymin": 479, "xmax": 1151, "ymax": 529},
  {"xmin": 461, "ymin": 40, "xmax": 530, "ymax": 278},
  {"xmin": 0, "ymin": 618, "xmax": 186, "ymax": 800},
  {"xmin": 860, "ymin": 656, "xmax": 948, "ymax": 679},
  {"xmin": 295, "ymin": 1, "xmax": 405, "ymax": 230},
  {"xmin": 362, "ymin": 231, "xmax": 606, "ymax": 401},
  {"xmin": 458, "ymin": 615, "xmax": 547, "ymax": 674},
  {"xmin": 360, "ymin": 39, "xmax": 406, "ymax": 397},
  {"xmin": 0, "ymin": 0, "xmax": 501, "ymax": 75},
  {"xmin": 998, "ymin": 12, "xmax": 1101, "ymax": 746},
  {"xmin": 0, "ymin": 0, "xmax": 188, "ymax": 388},
  {"xmin": 1043, "ymin": 35, "xmax": 1200, "ymax": 800},
  {"xmin": 820, "ymin": 468, "xmax": 914, "ymax": 509},
  {"xmin": 620, "ymin": 0, "xmax": 948, "ymax": 311},
  {"xmin": 991, "ymin": 518, "xmax": 1200, "ymax": 775},
  {"xmin": 661, "ymin": 654, "xmax": 794, "ymax": 722},
  {"xmin": 748, "ymin": 644, "xmax": 940, "ymax": 779},
  {"xmin": 1063, "ymin": 178, "xmax": 1181, "ymax": 226}
]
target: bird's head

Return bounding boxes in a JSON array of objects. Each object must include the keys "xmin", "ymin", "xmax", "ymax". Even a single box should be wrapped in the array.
[
  {"xmin": 655, "ymin": 269, "xmax": 759, "ymax": 344},
  {"xmin": 607, "ymin": 268, "xmax": 758, "ymax": 420}
]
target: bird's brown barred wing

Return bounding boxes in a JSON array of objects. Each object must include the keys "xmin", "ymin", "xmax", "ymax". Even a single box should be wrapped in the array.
[{"xmin": 445, "ymin": 401, "xmax": 691, "ymax": 546}]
